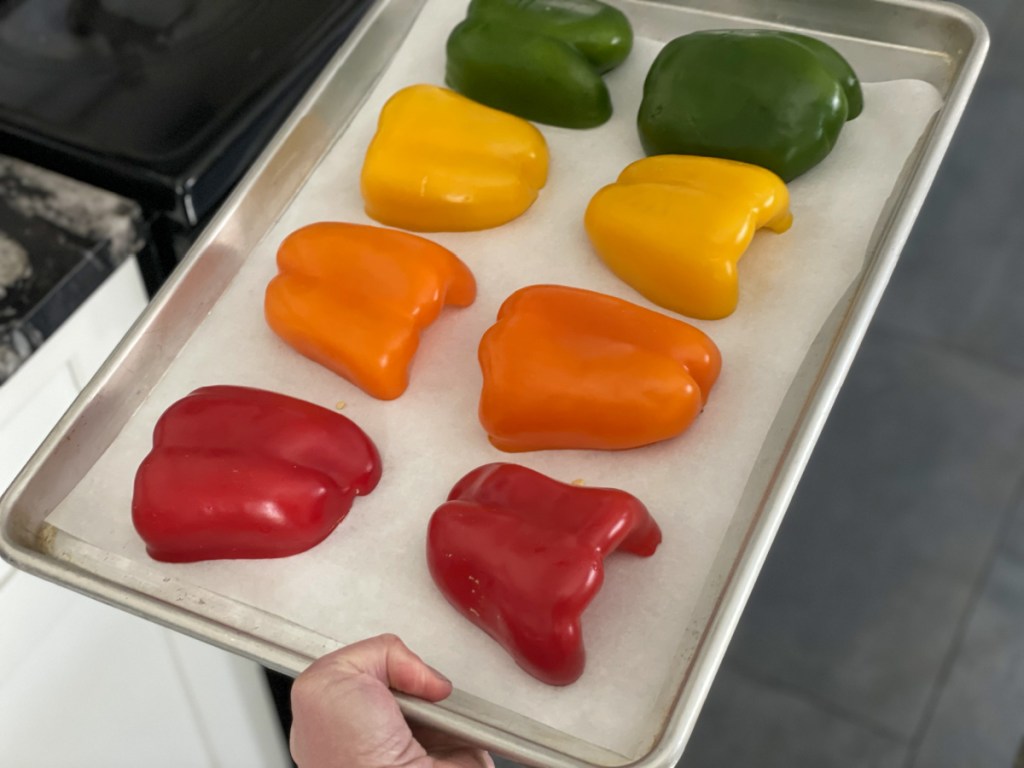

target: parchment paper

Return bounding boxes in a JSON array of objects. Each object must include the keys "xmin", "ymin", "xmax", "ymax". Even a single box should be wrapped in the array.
[{"xmin": 46, "ymin": 0, "xmax": 942, "ymax": 758}]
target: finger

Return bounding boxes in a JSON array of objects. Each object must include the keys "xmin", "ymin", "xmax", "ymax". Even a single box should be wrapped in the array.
[
  {"xmin": 323, "ymin": 633, "xmax": 453, "ymax": 702},
  {"xmin": 431, "ymin": 747, "xmax": 496, "ymax": 768}
]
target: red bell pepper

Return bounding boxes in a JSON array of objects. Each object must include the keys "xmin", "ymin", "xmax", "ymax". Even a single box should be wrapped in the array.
[
  {"xmin": 427, "ymin": 463, "xmax": 661, "ymax": 685},
  {"xmin": 132, "ymin": 386, "xmax": 381, "ymax": 563}
]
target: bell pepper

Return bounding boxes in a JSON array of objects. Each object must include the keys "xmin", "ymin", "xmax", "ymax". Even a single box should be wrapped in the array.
[
  {"xmin": 637, "ymin": 30, "xmax": 863, "ymax": 181},
  {"xmin": 585, "ymin": 155, "xmax": 792, "ymax": 320},
  {"xmin": 265, "ymin": 222, "xmax": 476, "ymax": 400},
  {"xmin": 445, "ymin": 0, "xmax": 632, "ymax": 129},
  {"xmin": 361, "ymin": 85, "xmax": 549, "ymax": 231},
  {"xmin": 478, "ymin": 285, "xmax": 721, "ymax": 451},
  {"xmin": 427, "ymin": 463, "xmax": 662, "ymax": 685},
  {"xmin": 132, "ymin": 386, "xmax": 382, "ymax": 563}
]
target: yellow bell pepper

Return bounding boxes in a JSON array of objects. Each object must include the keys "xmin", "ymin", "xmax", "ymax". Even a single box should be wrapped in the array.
[
  {"xmin": 361, "ymin": 84, "xmax": 549, "ymax": 232},
  {"xmin": 584, "ymin": 155, "xmax": 793, "ymax": 320}
]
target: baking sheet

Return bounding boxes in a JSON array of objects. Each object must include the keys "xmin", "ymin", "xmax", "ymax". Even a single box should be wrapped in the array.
[{"xmin": 44, "ymin": 0, "xmax": 942, "ymax": 760}]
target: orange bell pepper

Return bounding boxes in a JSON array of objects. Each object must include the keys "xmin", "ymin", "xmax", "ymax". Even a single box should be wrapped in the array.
[
  {"xmin": 361, "ymin": 84, "xmax": 549, "ymax": 232},
  {"xmin": 265, "ymin": 222, "xmax": 476, "ymax": 400},
  {"xmin": 478, "ymin": 285, "xmax": 721, "ymax": 451}
]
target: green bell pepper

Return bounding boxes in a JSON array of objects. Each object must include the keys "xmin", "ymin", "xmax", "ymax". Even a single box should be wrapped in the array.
[
  {"xmin": 445, "ymin": 0, "xmax": 633, "ymax": 129},
  {"xmin": 637, "ymin": 30, "xmax": 863, "ymax": 181}
]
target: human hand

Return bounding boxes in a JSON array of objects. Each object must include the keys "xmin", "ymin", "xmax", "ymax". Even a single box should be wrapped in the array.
[{"xmin": 290, "ymin": 633, "xmax": 494, "ymax": 768}]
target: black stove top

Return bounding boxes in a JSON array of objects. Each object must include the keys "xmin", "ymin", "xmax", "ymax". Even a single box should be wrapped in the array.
[{"xmin": 0, "ymin": 0, "xmax": 372, "ymax": 226}]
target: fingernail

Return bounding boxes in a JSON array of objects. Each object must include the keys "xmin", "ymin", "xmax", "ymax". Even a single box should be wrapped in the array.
[{"xmin": 428, "ymin": 664, "xmax": 452, "ymax": 685}]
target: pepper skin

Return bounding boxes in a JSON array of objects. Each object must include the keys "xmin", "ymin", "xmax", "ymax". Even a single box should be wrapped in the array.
[
  {"xmin": 427, "ymin": 463, "xmax": 662, "ymax": 685},
  {"xmin": 445, "ymin": 0, "xmax": 632, "ymax": 129},
  {"xmin": 265, "ymin": 222, "xmax": 476, "ymax": 400},
  {"xmin": 637, "ymin": 30, "xmax": 863, "ymax": 181},
  {"xmin": 466, "ymin": 0, "xmax": 632, "ymax": 74},
  {"xmin": 585, "ymin": 155, "xmax": 792, "ymax": 320},
  {"xmin": 132, "ymin": 386, "xmax": 382, "ymax": 563},
  {"xmin": 361, "ymin": 85, "xmax": 549, "ymax": 231},
  {"xmin": 478, "ymin": 285, "xmax": 721, "ymax": 451}
]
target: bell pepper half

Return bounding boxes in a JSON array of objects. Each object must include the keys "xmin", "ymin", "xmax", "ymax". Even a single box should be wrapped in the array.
[
  {"xmin": 361, "ymin": 84, "xmax": 549, "ymax": 231},
  {"xmin": 446, "ymin": 0, "xmax": 633, "ymax": 129},
  {"xmin": 638, "ymin": 30, "xmax": 863, "ymax": 181},
  {"xmin": 478, "ymin": 284, "xmax": 721, "ymax": 451},
  {"xmin": 585, "ymin": 155, "xmax": 792, "ymax": 320},
  {"xmin": 132, "ymin": 386, "xmax": 382, "ymax": 563},
  {"xmin": 427, "ymin": 462, "xmax": 661, "ymax": 685},
  {"xmin": 265, "ymin": 222, "xmax": 476, "ymax": 400}
]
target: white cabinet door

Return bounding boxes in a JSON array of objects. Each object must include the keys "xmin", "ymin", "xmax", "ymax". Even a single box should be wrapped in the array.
[
  {"xmin": 0, "ymin": 572, "xmax": 214, "ymax": 768},
  {"xmin": 0, "ymin": 571, "xmax": 291, "ymax": 768}
]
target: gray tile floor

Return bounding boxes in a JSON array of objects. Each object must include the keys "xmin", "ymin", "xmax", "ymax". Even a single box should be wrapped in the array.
[{"xmin": 496, "ymin": 1, "xmax": 1024, "ymax": 765}]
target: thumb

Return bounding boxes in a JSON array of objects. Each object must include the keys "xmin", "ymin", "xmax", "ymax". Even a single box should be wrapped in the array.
[{"xmin": 328, "ymin": 633, "xmax": 453, "ymax": 702}]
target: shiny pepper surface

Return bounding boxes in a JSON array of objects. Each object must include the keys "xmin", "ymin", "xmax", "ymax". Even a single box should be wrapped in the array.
[
  {"xmin": 479, "ymin": 285, "xmax": 721, "ymax": 451},
  {"xmin": 361, "ymin": 85, "xmax": 549, "ymax": 231},
  {"xmin": 638, "ymin": 30, "xmax": 863, "ymax": 181},
  {"xmin": 265, "ymin": 222, "xmax": 476, "ymax": 400},
  {"xmin": 585, "ymin": 155, "xmax": 792, "ymax": 320},
  {"xmin": 132, "ymin": 386, "xmax": 382, "ymax": 563},
  {"xmin": 428, "ymin": 463, "xmax": 662, "ymax": 685},
  {"xmin": 446, "ymin": 0, "xmax": 632, "ymax": 129}
]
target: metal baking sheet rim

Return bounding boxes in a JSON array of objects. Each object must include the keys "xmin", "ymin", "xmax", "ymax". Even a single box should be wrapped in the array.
[{"xmin": 0, "ymin": 1, "xmax": 988, "ymax": 766}]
